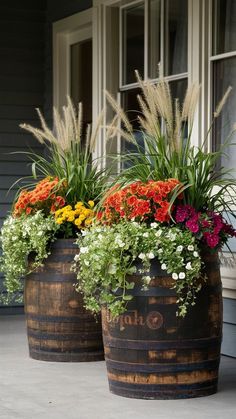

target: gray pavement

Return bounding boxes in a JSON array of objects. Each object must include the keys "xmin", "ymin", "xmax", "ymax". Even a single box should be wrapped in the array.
[{"xmin": 0, "ymin": 315, "xmax": 235, "ymax": 419}]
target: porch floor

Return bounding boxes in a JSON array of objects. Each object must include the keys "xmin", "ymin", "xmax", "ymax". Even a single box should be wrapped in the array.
[{"xmin": 0, "ymin": 316, "xmax": 235, "ymax": 419}]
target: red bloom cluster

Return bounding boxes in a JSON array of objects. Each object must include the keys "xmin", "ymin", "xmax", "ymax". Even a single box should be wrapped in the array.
[
  {"xmin": 13, "ymin": 177, "xmax": 66, "ymax": 217},
  {"xmin": 100, "ymin": 179, "xmax": 181, "ymax": 224},
  {"xmin": 175, "ymin": 204, "xmax": 236, "ymax": 249}
]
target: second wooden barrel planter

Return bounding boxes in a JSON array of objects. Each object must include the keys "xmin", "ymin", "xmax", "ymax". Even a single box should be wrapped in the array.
[
  {"xmin": 102, "ymin": 253, "xmax": 222, "ymax": 399},
  {"xmin": 25, "ymin": 239, "xmax": 104, "ymax": 362}
]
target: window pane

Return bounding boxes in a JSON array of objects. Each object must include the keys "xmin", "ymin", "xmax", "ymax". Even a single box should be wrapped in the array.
[
  {"xmin": 169, "ymin": 78, "xmax": 188, "ymax": 104},
  {"xmin": 121, "ymin": 88, "xmax": 144, "ymax": 166},
  {"xmin": 213, "ymin": 0, "xmax": 236, "ymax": 55},
  {"xmin": 122, "ymin": 3, "xmax": 145, "ymax": 85},
  {"xmin": 213, "ymin": 57, "xmax": 236, "ymax": 170},
  {"xmin": 148, "ymin": 0, "xmax": 161, "ymax": 79},
  {"xmin": 70, "ymin": 39, "xmax": 92, "ymax": 128},
  {"xmin": 164, "ymin": 0, "xmax": 188, "ymax": 76}
]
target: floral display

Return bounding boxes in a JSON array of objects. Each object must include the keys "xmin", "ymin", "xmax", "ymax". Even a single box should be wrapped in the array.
[
  {"xmin": 0, "ymin": 97, "xmax": 108, "ymax": 303},
  {"xmin": 54, "ymin": 201, "xmax": 95, "ymax": 237},
  {"xmin": 0, "ymin": 212, "xmax": 59, "ymax": 303},
  {"xmin": 174, "ymin": 204, "xmax": 236, "ymax": 249},
  {"xmin": 73, "ymin": 75, "xmax": 236, "ymax": 319},
  {"xmin": 13, "ymin": 177, "xmax": 66, "ymax": 217},
  {"xmin": 73, "ymin": 221, "xmax": 202, "ymax": 317},
  {"xmin": 100, "ymin": 179, "xmax": 181, "ymax": 223}
]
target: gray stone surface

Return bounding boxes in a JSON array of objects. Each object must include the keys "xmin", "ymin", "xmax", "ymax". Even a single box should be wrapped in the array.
[{"xmin": 0, "ymin": 315, "xmax": 236, "ymax": 419}]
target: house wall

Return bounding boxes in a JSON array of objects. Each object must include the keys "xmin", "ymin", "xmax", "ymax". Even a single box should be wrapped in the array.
[{"xmin": 0, "ymin": 0, "xmax": 47, "ymax": 312}]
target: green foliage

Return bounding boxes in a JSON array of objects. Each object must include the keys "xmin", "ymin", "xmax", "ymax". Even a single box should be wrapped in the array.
[
  {"xmin": 0, "ymin": 212, "xmax": 59, "ymax": 303},
  {"xmin": 18, "ymin": 97, "xmax": 110, "ymax": 206},
  {"xmin": 106, "ymin": 76, "xmax": 236, "ymax": 216},
  {"xmin": 73, "ymin": 221, "xmax": 202, "ymax": 318}
]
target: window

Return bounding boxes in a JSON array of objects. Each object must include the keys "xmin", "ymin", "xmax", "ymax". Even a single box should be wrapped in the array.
[
  {"xmin": 70, "ymin": 39, "xmax": 92, "ymax": 140},
  {"xmin": 53, "ymin": 9, "xmax": 92, "ymax": 112},
  {"xmin": 119, "ymin": 0, "xmax": 188, "ymax": 157},
  {"xmin": 211, "ymin": 0, "xmax": 236, "ymax": 172}
]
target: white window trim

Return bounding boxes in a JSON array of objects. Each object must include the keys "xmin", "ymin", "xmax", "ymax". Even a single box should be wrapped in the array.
[
  {"xmin": 53, "ymin": 9, "xmax": 92, "ymax": 110},
  {"xmin": 93, "ymin": 0, "xmax": 202, "ymax": 156},
  {"xmin": 207, "ymin": 0, "xmax": 236, "ymax": 299}
]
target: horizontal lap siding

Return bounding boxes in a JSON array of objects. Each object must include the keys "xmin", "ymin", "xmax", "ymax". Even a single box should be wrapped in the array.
[{"xmin": 0, "ymin": 1, "xmax": 46, "ymax": 308}]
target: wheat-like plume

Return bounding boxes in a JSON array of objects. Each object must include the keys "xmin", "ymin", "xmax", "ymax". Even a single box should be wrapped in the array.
[
  {"xmin": 20, "ymin": 97, "xmax": 105, "ymax": 154},
  {"xmin": 182, "ymin": 83, "xmax": 201, "ymax": 125},
  {"xmin": 105, "ymin": 91, "xmax": 133, "ymax": 135},
  {"xmin": 173, "ymin": 99, "xmax": 182, "ymax": 151},
  {"xmin": 214, "ymin": 86, "xmax": 232, "ymax": 118}
]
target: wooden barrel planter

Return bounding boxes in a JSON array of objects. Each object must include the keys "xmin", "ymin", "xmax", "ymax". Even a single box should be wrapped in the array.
[
  {"xmin": 102, "ymin": 253, "xmax": 222, "ymax": 399},
  {"xmin": 24, "ymin": 239, "xmax": 104, "ymax": 362}
]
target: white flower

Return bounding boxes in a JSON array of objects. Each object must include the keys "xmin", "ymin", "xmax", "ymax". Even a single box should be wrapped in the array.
[
  {"xmin": 81, "ymin": 230, "xmax": 88, "ymax": 236},
  {"xmin": 176, "ymin": 245, "xmax": 183, "ymax": 252},
  {"xmin": 80, "ymin": 246, "xmax": 89, "ymax": 254},
  {"xmin": 168, "ymin": 232, "xmax": 176, "ymax": 241},
  {"xmin": 143, "ymin": 232, "xmax": 149, "ymax": 238},
  {"xmin": 150, "ymin": 222, "xmax": 158, "ymax": 229},
  {"xmin": 143, "ymin": 275, "xmax": 152, "ymax": 284},
  {"xmin": 179, "ymin": 272, "xmax": 185, "ymax": 279},
  {"xmin": 187, "ymin": 245, "xmax": 194, "ymax": 251},
  {"xmin": 108, "ymin": 264, "xmax": 117, "ymax": 274},
  {"xmin": 186, "ymin": 262, "xmax": 192, "ymax": 270},
  {"xmin": 172, "ymin": 273, "xmax": 178, "ymax": 280},
  {"xmin": 155, "ymin": 230, "xmax": 162, "ymax": 237},
  {"xmin": 157, "ymin": 248, "xmax": 163, "ymax": 254},
  {"xmin": 138, "ymin": 253, "xmax": 146, "ymax": 260},
  {"xmin": 115, "ymin": 238, "xmax": 125, "ymax": 247},
  {"xmin": 74, "ymin": 254, "xmax": 80, "ymax": 262},
  {"xmin": 84, "ymin": 260, "xmax": 90, "ymax": 267},
  {"xmin": 161, "ymin": 263, "xmax": 167, "ymax": 270},
  {"xmin": 193, "ymin": 251, "xmax": 199, "ymax": 257},
  {"xmin": 147, "ymin": 252, "xmax": 155, "ymax": 259},
  {"xmin": 118, "ymin": 242, "xmax": 125, "ymax": 248}
]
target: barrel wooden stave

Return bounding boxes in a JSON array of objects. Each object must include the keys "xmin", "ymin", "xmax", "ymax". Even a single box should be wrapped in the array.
[
  {"xmin": 102, "ymin": 253, "xmax": 222, "ymax": 399},
  {"xmin": 25, "ymin": 239, "xmax": 104, "ymax": 362}
]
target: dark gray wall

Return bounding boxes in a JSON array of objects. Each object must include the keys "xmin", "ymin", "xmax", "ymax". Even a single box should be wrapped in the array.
[
  {"xmin": 0, "ymin": 0, "xmax": 46, "ymax": 308},
  {"xmin": 0, "ymin": 1, "xmax": 92, "ymax": 310}
]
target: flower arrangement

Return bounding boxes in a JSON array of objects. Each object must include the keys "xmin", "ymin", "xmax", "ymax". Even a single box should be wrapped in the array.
[
  {"xmin": 73, "ymin": 76, "xmax": 236, "ymax": 318},
  {"xmin": 0, "ymin": 98, "xmax": 108, "ymax": 303},
  {"xmin": 99, "ymin": 179, "xmax": 181, "ymax": 223},
  {"xmin": 74, "ymin": 179, "xmax": 201, "ymax": 316},
  {"xmin": 13, "ymin": 177, "xmax": 66, "ymax": 217},
  {"xmin": 174, "ymin": 205, "xmax": 236, "ymax": 249}
]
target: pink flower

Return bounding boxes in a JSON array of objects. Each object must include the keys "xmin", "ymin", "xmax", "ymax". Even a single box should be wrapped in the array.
[
  {"xmin": 185, "ymin": 219, "xmax": 199, "ymax": 233},
  {"xmin": 204, "ymin": 232, "xmax": 219, "ymax": 248}
]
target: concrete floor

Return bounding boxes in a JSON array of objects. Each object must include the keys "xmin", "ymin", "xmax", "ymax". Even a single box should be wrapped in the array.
[{"xmin": 0, "ymin": 316, "xmax": 236, "ymax": 419}]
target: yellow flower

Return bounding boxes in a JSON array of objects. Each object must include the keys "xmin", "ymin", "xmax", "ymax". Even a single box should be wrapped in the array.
[
  {"xmin": 75, "ymin": 202, "xmax": 83, "ymax": 209},
  {"xmin": 64, "ymin": 205, "xmax": 72, "ymax": 211},
  {"xmin": 88, "ymin": 200, "xmax": 95, "ymax": 208},
  {"xmin": 74, "ymin": 209, "xmax": 82, "ymax": 216},
  {"xmin": 56, "ymin": 217, "xmax": 63, "ymax": 225},
  {"xmin": 74, "ymin": 218, "xmax": 82, "ymax": 227},
  {"xmin": 85, "ymin": 218, "xmax": 92, "ymax": 226}
]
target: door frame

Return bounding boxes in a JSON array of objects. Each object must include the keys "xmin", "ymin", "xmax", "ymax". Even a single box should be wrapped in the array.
[{"xmin": 53, "ymin": 8, "xmax": 93, "ymax": 110}]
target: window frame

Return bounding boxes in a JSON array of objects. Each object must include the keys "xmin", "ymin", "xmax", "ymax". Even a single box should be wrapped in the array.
[
  {"xmin": 93, "ymin": 0, "xmax": 198, "ymax": 163},
  {"xmin": 53, "ymin": 9, "xmax": 93, "ymax": 110}
]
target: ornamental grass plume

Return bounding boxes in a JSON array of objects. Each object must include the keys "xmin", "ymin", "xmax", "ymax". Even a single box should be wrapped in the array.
[
  {"xmin": 19, "ymin": 96, "xmax": 109, "ymax": 206},
  {"xmin": 105, "ymin": 73, "xmax": 236, "ymax": 220}
]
